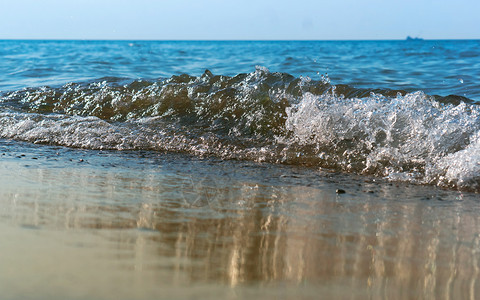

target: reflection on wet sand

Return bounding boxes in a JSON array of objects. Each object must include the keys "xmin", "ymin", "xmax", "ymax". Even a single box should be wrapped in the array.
[{"xmin": 1, "ymin": 153, "xmax": 480, "ymax": 299}]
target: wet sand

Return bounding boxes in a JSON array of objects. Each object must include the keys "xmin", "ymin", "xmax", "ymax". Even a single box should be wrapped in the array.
[{"xmin": 1, "ymin": 140, "xmax": 479, "ymax": 299}]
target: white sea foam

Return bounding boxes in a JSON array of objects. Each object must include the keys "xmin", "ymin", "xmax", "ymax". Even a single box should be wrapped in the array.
[{"xmin": 284, "ymin": 91, "xmax": 480, "ymax": 190}]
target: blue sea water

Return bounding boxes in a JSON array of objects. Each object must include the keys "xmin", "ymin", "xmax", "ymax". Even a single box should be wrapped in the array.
[
  {"xmin": 1, "ymin": 40, "xmax": 479, "ymax": 99},
  {"xmin": 0, "ymin": 40, "xmax": 480, "ymax": 191}
]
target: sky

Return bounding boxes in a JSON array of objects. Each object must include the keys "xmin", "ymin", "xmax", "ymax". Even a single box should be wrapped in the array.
[{"xmin": 0, "ymin": 0, "xmax": 478, "ymax": 40}]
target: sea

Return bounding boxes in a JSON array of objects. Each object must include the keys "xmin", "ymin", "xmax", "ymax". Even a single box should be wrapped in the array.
[{"xmin": 1, "ymin": 40, "xmax": 480, "ymax": 299}]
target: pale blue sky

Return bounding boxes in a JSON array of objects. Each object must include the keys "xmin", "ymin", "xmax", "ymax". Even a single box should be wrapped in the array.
[{"xmin": 0, "ymin": 0, "xmax": 478, "ymax": 40}]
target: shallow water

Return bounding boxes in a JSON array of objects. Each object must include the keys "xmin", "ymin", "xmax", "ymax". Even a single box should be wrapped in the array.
[
  {"xmin": 1, "ymin": 140, "xmax": 479, "ymax": 299},
  {"xmin": 1, "ymin": 40, "xmax": 480, "ymax": 299}
]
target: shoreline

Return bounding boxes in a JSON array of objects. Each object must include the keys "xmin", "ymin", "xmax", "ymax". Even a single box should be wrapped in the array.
[{"xmin": 1, "ymin": 139, "xmax": 479, "ymax": 299}]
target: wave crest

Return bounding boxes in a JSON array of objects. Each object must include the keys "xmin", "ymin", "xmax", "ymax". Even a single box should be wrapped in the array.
[{"xmin": 1, "ymin": 69, "xmax": 479, "ymax": 191}]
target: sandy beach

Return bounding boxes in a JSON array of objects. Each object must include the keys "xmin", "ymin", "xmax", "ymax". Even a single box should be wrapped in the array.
[{"xmin": 1, "ymin": 139, "xmax": 479, "ymax": 299}]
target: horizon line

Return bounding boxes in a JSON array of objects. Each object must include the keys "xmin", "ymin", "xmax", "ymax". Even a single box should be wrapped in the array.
[{"xmin": 0, "ymin": 38, "xmax": 479, "ymax": 42}]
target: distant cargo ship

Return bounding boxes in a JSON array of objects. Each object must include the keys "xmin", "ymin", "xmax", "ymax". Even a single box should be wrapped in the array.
[{"xmin": 406, "ymin": 36, "xmax": 424, "ymax": 41}]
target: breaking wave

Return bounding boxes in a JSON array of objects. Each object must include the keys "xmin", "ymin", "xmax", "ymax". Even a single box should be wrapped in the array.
[{"xmin": 1, "ymin": 67, "xmax": 479, "ymax": 191}]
